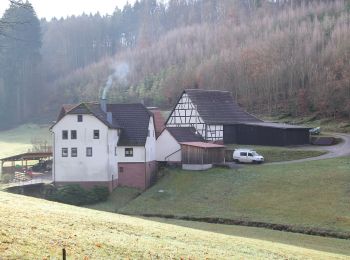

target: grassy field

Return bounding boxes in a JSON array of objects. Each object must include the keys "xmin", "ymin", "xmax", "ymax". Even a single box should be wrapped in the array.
[
  {"xmin": 0, "ymin": 124, "xmax": 51, "ymax": 159},
  {"xmin": 120, "ymin": 157, "xmax": 350, "ymax": 233},
  {"xmin": 227, "ymin": 145, "xmax": 327, "ymax": 162},
  {"xmin": 0, "ymin": 192, "xmax": 348, "ymax": 259},
  {"xmin": 152, "ymin": 218, "xmax": 350, "ymax": 256},
  {"xmin": 85, "ymin": 187, "xmax": 141, "ymax": 212}
]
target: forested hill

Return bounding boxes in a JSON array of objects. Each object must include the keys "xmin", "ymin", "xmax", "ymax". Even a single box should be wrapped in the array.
[{"xmin": 1, "ymin": 0, "xmax": 350, "ymax": 129}]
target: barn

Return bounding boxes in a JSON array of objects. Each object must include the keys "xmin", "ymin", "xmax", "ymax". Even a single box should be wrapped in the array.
[{"xmin": 166, "ymin": 89, "xmax": 311, "ymax": 146}]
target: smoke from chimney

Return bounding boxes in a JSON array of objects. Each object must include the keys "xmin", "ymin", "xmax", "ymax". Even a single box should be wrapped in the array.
[{"xmin": 101, "ymin": 61, "xmax": 129, "ymax": 100}]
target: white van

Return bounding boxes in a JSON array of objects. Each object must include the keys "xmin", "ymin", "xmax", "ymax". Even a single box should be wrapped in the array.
[{"xmin": 233, "ymin": 149, "xmax": 264, "ymax": 164}]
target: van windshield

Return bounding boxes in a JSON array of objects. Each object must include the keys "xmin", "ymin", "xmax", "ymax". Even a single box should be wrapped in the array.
[{"xmin": 251, "ymin": 151, "xmax": 259, "ymax": 156}]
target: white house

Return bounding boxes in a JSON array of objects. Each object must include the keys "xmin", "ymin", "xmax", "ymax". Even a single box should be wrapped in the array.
[
  {"xmin": 156, "ymin": 127, "xmax": 204, "ymax": 163},
  {"xmin": 51, "ymin": 100, "xmax": 157, "ymax": 190}
]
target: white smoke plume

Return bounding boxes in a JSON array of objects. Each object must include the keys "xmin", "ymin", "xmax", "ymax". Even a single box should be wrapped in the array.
[{"xmin": 101, "ymin": 61, "xmax": 129, "ymax": 99}]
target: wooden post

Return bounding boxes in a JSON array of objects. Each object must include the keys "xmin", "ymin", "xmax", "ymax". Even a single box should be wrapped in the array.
[
  {"xmin": 62, "ymin": 248, "xmax": 66, "ymax": 260},
  {"xmin": 0, "ymin": 160, "xmax": 3, "ymax": 176}
]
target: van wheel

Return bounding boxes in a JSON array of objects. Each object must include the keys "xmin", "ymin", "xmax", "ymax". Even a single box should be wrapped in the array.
[
  {"xmin": 253, "ymin": 160, "xmax": 257, "ymax": 164},
  {"xmin": 234, "ymin": 159, "xmax": 239, "ymax": 163}
]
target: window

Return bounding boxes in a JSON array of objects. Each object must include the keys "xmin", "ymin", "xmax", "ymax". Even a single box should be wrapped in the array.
[
  {"xmin": 125, "ymin": 148, "xmax": 133, "ymax": 157},
  {"xmin": 240, "ymin": 152, "xmax": 247, "ymax": 156},
  {"xmin": 62, "ymin": 148, "xmax": 68, "ymax": 157},
  {"xmin": 77, "ymin": 115, "xmax": 83, "ymax": 122},
  {"xmin": 93, "ymin": 130, "xmax": 100, "ymax": 139},
  {"xmin": 71, "ymin": 148, "xmax": 78, "ymax": 157},
  {"xmin": 62, "ymin": 130, "xmax": 68, "ymax": 140},
  {"xmin": 86, "ymin": 147, "xmax": 92, "ymax": 157},
  {"xmin": 119, "ymin": 166, "xmax": 124, "ymax": 173},
  {"xmin": 248, "ymin": 153, "xmax": 253, "ymax": 157},
  {"xmin": 71, "ymin": 130, "xmax": 77, "ymax": 139}
]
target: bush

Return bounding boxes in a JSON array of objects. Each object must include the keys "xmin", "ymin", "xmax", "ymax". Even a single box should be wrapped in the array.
[
  {"xmin": 1, "ymin": 173, "xmax": 13, "ymax": 184},
  {"xmin": 47, "ymin": 185, "xmax": 109, "ymax": 206}
]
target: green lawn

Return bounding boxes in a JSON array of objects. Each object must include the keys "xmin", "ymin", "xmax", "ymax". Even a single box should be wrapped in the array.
[
  {"xmin": 0, "ymin": 192, "xmax": 348, "ymax": 259},
  {"xmin": 120, "ymin": 157, "xmax": 350, "ymax": 233},
  {"xmin": 0, "ymin": 124, "xmax": 51, "ymax": 159},
  {"xmin": 227, "ymin": 145, "xmax": 327, "ymax": 162},
  {"xmin": 84, "ymin": 187, "xmax": 141, "ymax": 213},
  {"xmin": 152, "ymin": 218, "xmax": 350, "ymax": 256}
]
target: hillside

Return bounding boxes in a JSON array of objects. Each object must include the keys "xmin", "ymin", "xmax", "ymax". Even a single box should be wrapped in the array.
[
  {"xmin": 2, "ymin": 1, "xmax": 350, "ymax": 129},
  {"xmin": 48, "ymin": 0, "xmax": 350, "ymax": 120},
  {"xmin": 0, "ymin": 192, "xmax": 348, "ymax": 259},
  {"xmin": 120, "ymin": 157, "xmax": 350, "ymax": 234}
]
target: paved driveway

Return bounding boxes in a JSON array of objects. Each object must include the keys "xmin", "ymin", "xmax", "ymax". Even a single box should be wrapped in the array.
[{"xmin": 270, "ymin": 133, "xmax": 350, "ymax": 165}]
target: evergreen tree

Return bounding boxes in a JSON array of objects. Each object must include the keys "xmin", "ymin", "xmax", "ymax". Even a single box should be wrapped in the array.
[{"xmin": 0, "ymin": 0, "xmax": 41, "ymax": 129}]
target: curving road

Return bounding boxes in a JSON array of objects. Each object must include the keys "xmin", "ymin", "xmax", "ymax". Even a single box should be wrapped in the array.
[{"xmin": 269, "ymin": 133, "xmax": 350, "ymax": 165}]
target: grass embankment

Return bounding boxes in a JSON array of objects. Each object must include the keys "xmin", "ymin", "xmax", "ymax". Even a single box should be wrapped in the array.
[
  {"xmin": 0, "ymin": 124, "xmax": 51, "ymax": 159},
  {"xmin": 263, "ymin": 115, "xmax": 350, "ymax": 133},
  {"xmin": 227, "ymin": 145, "xmax": 327, "ymax": 162},
  {"xmin": 0, "ymin": 192, "xmax": 348, "ymax": 259},
  {"xmin": 85, "ymin": 187, "xmax": 141, "ymax": 212},
  {"xmin": 120, "ymin": 157, "xmax": 350, "ymax": 233}
]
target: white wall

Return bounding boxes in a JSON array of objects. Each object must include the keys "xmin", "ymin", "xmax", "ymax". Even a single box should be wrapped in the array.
[
  {"xmin": 167, "ymin": 93, "xmax": 224, "ymax": 141},
  {"xmin": 52, "ymin": 114, "xmax": 119, "ymax": 182},
  {"xmin": 156, "ymin": 129, "xmax": 181, "ymax": 162},
  {"xmin": 167, "ymin": 93, "xmax": 206, "ymax": 138},
  {"xmin": 118, "ymin": 116, "xmax": 156, "ymax": 163},
  {"xmin": 145, "ymin": 117, "xmax": 156, "ymax": 162}
]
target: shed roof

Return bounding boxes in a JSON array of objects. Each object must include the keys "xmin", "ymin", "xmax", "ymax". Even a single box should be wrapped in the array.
[
  {"xmin": 180, "ymin": 142, "xmax": 225, "ymax": 148},
  {"xmin": 184, "ymin": 89, "xmax": 261, "ymax": 124},
  {"xmin": 1, "ymin": 152, "xmax": 52, "ymax": 162},
  {"xmin": 241, "ymin": 122, "xmax": 312, "ymax": 129},
  {"xmin": 167, "ymin": 127, "xmax": 204, "ymax": 142}
]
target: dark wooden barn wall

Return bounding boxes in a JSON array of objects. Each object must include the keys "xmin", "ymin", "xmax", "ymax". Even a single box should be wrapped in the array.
[
  {"xmin": 223, "ymin": 125, "xmax": 310, "ymax": 146},
  {"xmin": 181, "ymin": 145, "xmax": 225, "ymax": 164}
]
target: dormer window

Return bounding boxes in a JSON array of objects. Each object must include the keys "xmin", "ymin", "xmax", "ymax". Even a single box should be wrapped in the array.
[{"xmin": 77, "ymin": 115, "xmax": 83, "ymax": 122}]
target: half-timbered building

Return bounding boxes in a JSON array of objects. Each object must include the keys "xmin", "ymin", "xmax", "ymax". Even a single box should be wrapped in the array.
[
  {"xmin": 166, "ymin": 89, "xmax": 311, "ymax": 146},
  {"xmin": 166, "ymin": 89, "xmax": 260, "ymax": 142}
]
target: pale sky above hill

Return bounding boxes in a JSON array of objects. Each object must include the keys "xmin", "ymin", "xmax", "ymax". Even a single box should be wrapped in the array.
[{"xmin": 0, "ymin": 0, "xmax": 136, "ymax": 20}]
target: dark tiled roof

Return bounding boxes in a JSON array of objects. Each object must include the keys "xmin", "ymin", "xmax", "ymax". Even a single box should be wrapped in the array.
[
  {"xmin": 167, "ymin": 127, "xmax": 204, "ymax": 142},
  {"xmin": 108, "ymin": 103, "xmax": 152, "ymax": 146},
  {"xmin": 67, "ymin": 103, "xmax": 117, "ymax": 128},
  {"xmin": 55, "ymin": 102, "xmax": 152, "ymax": 146},
  {"xmin": 184, "ymin": 89, "xmax": 261, "ymax": 124},
  {"xmin": 56, "ymin": 104, "xmax": 76, "ymax": 121}
]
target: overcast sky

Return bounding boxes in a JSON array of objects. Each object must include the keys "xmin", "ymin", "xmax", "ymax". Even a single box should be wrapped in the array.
[{"xmin": 0, "ymin": 0, "xmax": 136, "ymax": 20}]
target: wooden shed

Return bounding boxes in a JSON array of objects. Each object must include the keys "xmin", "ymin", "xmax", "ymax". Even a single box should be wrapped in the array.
[{"xmin": 180, "ymin": 142, "xmax": 225, "ymax": 170}]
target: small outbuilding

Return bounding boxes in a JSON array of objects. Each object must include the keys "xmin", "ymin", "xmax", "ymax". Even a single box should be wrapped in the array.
[
  {"xmin": 180, "ymin": 142, "xmax": 225, "ymax": 171},
  {"xmin": 156, "ymin": 127, "xmax": 204, "ymax": 163}
]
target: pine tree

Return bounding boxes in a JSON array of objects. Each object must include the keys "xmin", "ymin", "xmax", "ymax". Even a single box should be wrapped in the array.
[{"xmin": 0, "ymin": 0, "xmax": 41, "ymax": 129}]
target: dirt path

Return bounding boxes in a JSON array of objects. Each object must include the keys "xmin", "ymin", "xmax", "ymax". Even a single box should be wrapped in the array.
[{"xmin": 270, "ymin": 133, "xmax": 350, "ymax": 165}]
